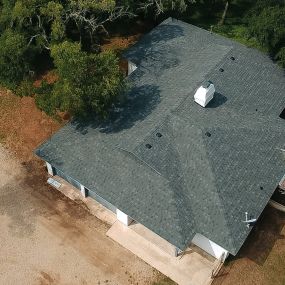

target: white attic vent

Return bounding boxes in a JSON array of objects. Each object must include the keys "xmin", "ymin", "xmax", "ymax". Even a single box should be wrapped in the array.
[
  {"xmin": 194, "ymin": 81, "xmax": 215, "ymax": 108},
  {"xmin": 128, "ymin": 60, "xmax": 137, "ymax": 76}
]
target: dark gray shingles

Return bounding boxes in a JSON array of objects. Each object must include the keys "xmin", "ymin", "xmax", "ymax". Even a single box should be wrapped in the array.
[{"xmin": 35, "ymin": 18, "xmax": 285, "ymax": 255}]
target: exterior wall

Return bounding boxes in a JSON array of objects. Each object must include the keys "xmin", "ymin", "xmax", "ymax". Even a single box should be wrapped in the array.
[
  {"xmin": 192, "ymin": 233, "xmax": 229, "ymax": 261},
  {"xmin": 53, "ymin": 167, "xmax": 81, "ymax": 190},
  {"xmin": 128, "ymin": 61, "xmax": 137, "ymax": 76},
  {"xmin": 46, "ymin": 162, "xmax": 54, "ymax": 176},
  {"xmin": 116, "ymin": 209, "xmax": 133, "ymax": 226},
  {"xmin": 80, "ymin": 184, "xmax": 87, "ymax": 198},
  {"xmin": 87, "ymin": 188, "xmax": 117, "ymax": 213}
]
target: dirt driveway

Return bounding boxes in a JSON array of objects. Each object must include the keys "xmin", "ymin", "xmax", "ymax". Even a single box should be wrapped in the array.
[{"xmin": 0, "ymin": 146, "xmax": 165, "ymax": 285}]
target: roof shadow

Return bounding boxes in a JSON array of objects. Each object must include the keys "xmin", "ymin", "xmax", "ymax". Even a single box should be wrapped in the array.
[
  {"xmin": 71, "ymin": 83, "xmax": 161, "ymax": 134},
  {"xmin": 207, "ymin": 92, "xmax": 227, "ymax": 108},
  {"xmin": 124, "ymin": 22, "xmax": 184, "ymax": 73},
  {"xmin": 227, "ymin": 206, "xmax": 285, "ymax": 266}
]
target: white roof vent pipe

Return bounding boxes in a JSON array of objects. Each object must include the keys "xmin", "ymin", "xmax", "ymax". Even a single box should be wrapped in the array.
[{"xmin": 194, "ymin": 81, "xmax": 215, "ymax": 107}]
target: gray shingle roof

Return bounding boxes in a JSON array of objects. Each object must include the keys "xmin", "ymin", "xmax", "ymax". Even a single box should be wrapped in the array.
[{"xmin": 35, "ymin": 18, "xmax": 285, "ymax": 255}]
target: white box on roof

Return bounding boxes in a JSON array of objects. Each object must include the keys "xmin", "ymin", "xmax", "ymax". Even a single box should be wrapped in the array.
[{"xmin": 194, "ymin": 81, "xmax": 215, "ymax": 107}]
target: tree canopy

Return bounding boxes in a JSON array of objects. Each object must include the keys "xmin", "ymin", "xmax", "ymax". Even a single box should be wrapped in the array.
[
  {"xmin": 39, "ymin": 41, "xmax": 125, "ymax": 117},
  {"xmin": 0, "ymin": 0, "xmax": 284, "ymax": 118},
  {"xmin": 0, "ymin": 0, "xmax": 194, "ymax": 117}
]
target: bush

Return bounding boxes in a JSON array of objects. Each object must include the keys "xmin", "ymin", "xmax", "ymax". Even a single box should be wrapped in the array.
[
  {"xmin": 35, "ymin": 80, "xmax": 57, "ymax": 115},
  {"xmin": 275, "ymin": 47, "xmax": 285, "ymax": 68},
  {"xmin": 247, "ymin": 6, "xmax": 285, "ymax": 52},
  {"xmin": 14, "ymin": 79, "xmax": 35, "ymax": 97}
]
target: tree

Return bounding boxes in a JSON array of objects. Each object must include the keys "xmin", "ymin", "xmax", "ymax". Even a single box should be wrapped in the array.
[
  {"xmin": 248, "ymin": 6, "xmax": 285, "ymax": 52},
  {"xmin": 136, "ymin": 0, "xmax": 193, "ymax": 15},
  {"xmin": 0, "ymin": 0, "xmax": 193, "ymax": 117},
  {"xmin": 36, "ymin": 41, "xmax": 126, "ymax": 117},
  {"xmin": 219, "ymin": 1, "xmax": 230, "ymax": 25},
  {"xmin": 276, "ymin": 47, "xmax": 285, "ymax": 67},
  {"xmin": 0, "ymin": 29, "xmax": 30, "ymax": 89}
]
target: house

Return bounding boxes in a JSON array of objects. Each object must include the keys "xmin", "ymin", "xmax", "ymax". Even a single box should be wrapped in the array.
[{"xmin": 35, "ymin": 18, "xmax": 285, "ymax": 261}]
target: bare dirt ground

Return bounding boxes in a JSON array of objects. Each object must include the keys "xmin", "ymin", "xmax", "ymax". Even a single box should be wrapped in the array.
[
  {"xmin": 0, "ymin": 145, "xmax": 165, "ymax": 285},
  {"xmin": 0, "ymin": 90, "xmax": 171, "ymax": 285},
  {"xmin": 213, "ymin": 206, "xmax": 285, "ymax": 285},
  {"xmin": 1, "ymin": 81, "xmax": 285, "ymax": 285},
  {"xmin": 0, "ymin": 88, "xmax": 62, "ymax": 160}
]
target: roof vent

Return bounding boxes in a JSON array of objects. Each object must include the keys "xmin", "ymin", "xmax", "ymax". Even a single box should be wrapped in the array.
[
  {"xmin": 145, "ymin": 144, "xmax": 152, "ymax": 149},
  {"xmin": 219, "ymin": 68, "xmax": 224, "ymax": 72},
  {"xmin": 194, "ymin": 81, "xmax": 215, "ymax": 108},
  {"xmin": 205, "ymin": 132, "xmax": 212, "ymax": 137},
  {"xmin": 156, "ymin": 132, "xmax": 162, "ymax": 138},
  {"xmin": 230, "ymin": 56, "xmax": 235, "ymax": 60}
]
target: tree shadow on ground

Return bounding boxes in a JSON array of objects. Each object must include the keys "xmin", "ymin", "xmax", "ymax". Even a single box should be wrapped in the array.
[{"xmin": 124, "ymin": 20, "xmax": 184, "ymax": 73}]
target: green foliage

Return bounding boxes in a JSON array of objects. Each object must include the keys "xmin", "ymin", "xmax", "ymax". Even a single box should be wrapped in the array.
[
  {"xmin": 69, "ymin": 0, "xmax": 116, "ymax": 11},
  {"xmin": 0, "ymin": 0, "xmax": 16, "ymax": 30},
  {"xmin": 37, "ymin": 41, "xmax": 126, "ymax": 117},
  {"xmin": 276, "ymin": 47, "xmax": 285, "ymax": 68},
  {"xmin": 0, "ymin": 29, "xmax": 29, "ymax": 89},
  {"xmin": 1, "ymin": 0, "xmax": 285, "ymax": 118},
  {"xmin": 246, "ymin": 2, "xmax": 285, "ymax": 67},
  {"xmin": 15, "ymin": 79, "xmax": 35, "ymax": 97},
  {"xmin": 247, "ymin": 6, "xmax": 285, "ymax": 52},
  {"xmin": 35, "ymin": 80, "xmax": 56, "ymax": 115},
  {"xmin": 213, "ymin": 24, "xmax": 264, "ymax": 51}
]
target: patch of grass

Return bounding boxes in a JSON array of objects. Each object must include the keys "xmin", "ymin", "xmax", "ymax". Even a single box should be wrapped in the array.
[
  {"xmin": 213, "ymin": 24, "xmax": 266, "ymax": 51},
  {"xmin": 180, "ymin": 0, "xmax": 266, "ymax": 52},
  {"xmin": 0, "ymin": 89, "xmax": 19, "ymax": 114}
]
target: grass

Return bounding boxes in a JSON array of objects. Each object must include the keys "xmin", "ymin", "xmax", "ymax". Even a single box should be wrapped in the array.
[
  {"xmin": 181, "ymin": 0, "xmax": 266, "ymax": 52},
  {"xmin": 213, "ymin": 24, "xmax": 265, "ymax": 52}
]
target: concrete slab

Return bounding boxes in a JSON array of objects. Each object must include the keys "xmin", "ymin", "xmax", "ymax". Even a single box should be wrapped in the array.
[
  {"xmin": 107, "ymin": 221, "xmax": 218, "ymax": 285},
  {"xmin": 52, "ymin": 175, "xmax": 117, "ymax": 225},
  {"xmin": 129, "ymin": 222, "xmax": 177, "ymax": 256}
]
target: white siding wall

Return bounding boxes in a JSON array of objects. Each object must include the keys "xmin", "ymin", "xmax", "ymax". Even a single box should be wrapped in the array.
[
  {"xmin": 46, "ymin": 162, "xmax": 54, "ymax": 176},
  {"xmin": 116, "ymin": 209, "xmax": 133, "ymax": 226},
  {"xmin": 80, "ymin": 184, "xmax": 87, "ymax": 198},
  {"xmin": 128, "ymin": 61, "xmax": 137, "ymax": 76},
  {"xmin": 192, "ymin": 233, "xmax": 229, "ymax": 261}
]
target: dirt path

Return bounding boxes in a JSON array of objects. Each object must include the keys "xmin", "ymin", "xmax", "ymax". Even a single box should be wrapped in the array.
[{"xmin": 0, "ymin": 146, "xmax": 162, "ymax": 285}]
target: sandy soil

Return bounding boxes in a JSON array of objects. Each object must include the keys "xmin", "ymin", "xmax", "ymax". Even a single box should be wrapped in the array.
[
  {"xmin": 0, "ymin": 146, "xmax": 164, "ymax": 285},
  {"xmin": 2, "ymin": 74, "xmax": 285, "ymax": 285},
  {"xmin": 0, "ymin": 89, "xmax": 62, "ymax": 161},
  {"xmin": 0, "ymin": 88, "xmax": 172, "ymax": 285}
]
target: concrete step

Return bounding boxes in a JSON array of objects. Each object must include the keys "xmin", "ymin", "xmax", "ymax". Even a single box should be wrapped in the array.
[{"xmin": 107, "ymin": 221, "xmax": 215, "ymax": 285}]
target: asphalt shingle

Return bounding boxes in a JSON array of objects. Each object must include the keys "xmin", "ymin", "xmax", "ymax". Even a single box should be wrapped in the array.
[{"xmin": 35, "ymin": 18, "xmax": 285, "ymax": 255}]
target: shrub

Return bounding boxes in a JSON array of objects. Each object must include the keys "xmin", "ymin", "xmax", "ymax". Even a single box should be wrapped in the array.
[
  {"xmin": 275, "ymin": 47, "xmax": 285, "ymax": 68},
  {"xmin": 14, "ymin": 79, "xmax": 35, "ymax": 97},
  {"xmin": 35, "ymin": 80, "xmax": 56, "ymax": 115},
  {"xmin": 247, "ymin": 6, "xmax": 285, "ymax": 53}
]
